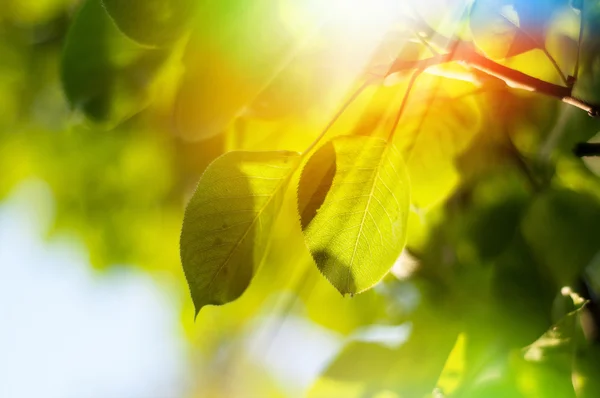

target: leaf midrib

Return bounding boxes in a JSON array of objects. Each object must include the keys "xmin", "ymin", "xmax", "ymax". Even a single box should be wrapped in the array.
[
  {"xmin": 203, "ymin": 163, "xmax": 294, "ymax": 297},
  {"xmin": 346, "ymin": 143, "xmax": 389, "ymax": 293}
]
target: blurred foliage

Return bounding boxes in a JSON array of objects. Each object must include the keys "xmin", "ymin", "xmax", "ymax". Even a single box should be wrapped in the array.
[{"xmin": 3, "ymin": 0, "xmax": 600, "ymax": 397}]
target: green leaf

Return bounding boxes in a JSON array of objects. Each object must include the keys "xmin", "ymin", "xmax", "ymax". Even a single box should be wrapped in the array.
[
  {"xmin": 173, "ymin": 0, "xmax": 296, "ymax": 140},
  {"xmin": 102, "ymin": 0, "xmax": 193, "ymax": 46},
  {"xmin": 521, "ymin": 189, "xmax": 600, "ymax": 286},
  {"xmin": 522, "ymin": 304, "xmax": 583, "ymax": 362},
  {"xmin": 61, "ymin": 0, "xmax": 168, "ymax": 125},
  {"xmin": 181, "ymin": 150, "xmax": 300, "ymax": 314},
  {"xmin": 508, "ymin": 303, "xmax": 586, "ymax": 398},
  {"xmin": 574, "ymin": 345, "xmax": 600, "ymax": 397},
  {"xmin": 298, "ymin": 137, "xmax": 410, "ymax": 295},
  {"xmin": 309, "ymin": 315, "xmax": 459, "ymax": 397},
  {"xmin": 573, "ymin": 2, "xmax": 600, "ymax": 104},
  {"xmin": 491, "ymin": 235, "xmax": 555, "ymax": 346}
]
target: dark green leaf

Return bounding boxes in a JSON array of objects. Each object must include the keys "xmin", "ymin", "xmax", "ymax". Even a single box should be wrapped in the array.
[
  {"xmin": 521, "ymin": 189, "xmax": 600, "ymax": 286},
  {"xmin": 573, "ymin": 3, "xmax": 600, "ymax": 104},
  {"xmin": 61, "ymin": 0, "xmax": 168, "ymax": 125}
]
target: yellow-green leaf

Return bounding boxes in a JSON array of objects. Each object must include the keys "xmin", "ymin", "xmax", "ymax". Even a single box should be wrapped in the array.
[
  {"xmin": 181, "ymin": 150, "xmax": 300, "ymax": 314},
  {"xmin": 173, "ymin": 0, "xmax": 296, "ymax": 140},
  {"xmin": 393, "ymin": 78, "xmax": 482, "ymax": 208},
  {"xmin": 298, "ymin": 137, "xmax": 410, "ymax": 295}
]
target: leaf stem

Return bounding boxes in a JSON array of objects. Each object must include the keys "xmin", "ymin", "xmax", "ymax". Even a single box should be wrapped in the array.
[
  {"xmin": 386, "ymin": 68, "xmax": 423, "ymax": 142},
  {"xmin": 574, "ymin": 0, "xmax": 586, "ymax": 82},
  {"xmin": 302, "ymin": 79, "xmax": 373, "ymax": 156}
]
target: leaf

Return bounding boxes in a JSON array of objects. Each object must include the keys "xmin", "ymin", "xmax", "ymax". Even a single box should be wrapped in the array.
[
  {"xmin": 309, "ymin": 315, "xmax": 459, "ymax": 397},
  {"xmin": 393, "ymin": 78, "xmax": 482, "ymax": 208},
  {"xmin": 298, "ymin": 136, "xmax": 410, "ymax": 295},
  {"xmin": 573, "ymin": 2, "xmax": 600, "ymax": 104},
  {"xmin": 180, "ymin": 150, "xmax": 300, "ymax": 313},
  {"xmin": 436, "ymin": 333, "xmax": 467, "ymax": 395},
  {"xmin": 101, "ymin": 0, "xmax": 194, "ymax": 46},
  {"xmin": 173, "ymin": 0, "xmax": 296, "ymax": 141},
  {"xmin": 61, "ymin": 0, "xmax": 168, "ymax": 125},
  {"xmin": 470, "ymin": 0, "xmax": 532, "ymax": 59},
  {"xmin": 522, "ymin": 305, "xmax": 583, "ymax": 362},
  {"xmin": 574, "ymin": 345, "xmax": 600, "ymax": 397},
  {"xmin": 469, "ymin": 0, "xmax": 566, "ymax": 59},
  {"xmin": 521, "ymin": 189, "xmax": 600, "ymax": 286},
  {"xmin": 508, "ymin": 304, "xmax": 586, "ymax": 398},
  {"xmin": 491, "ymin": 234, "xmax": 555, "ymax": 346}
]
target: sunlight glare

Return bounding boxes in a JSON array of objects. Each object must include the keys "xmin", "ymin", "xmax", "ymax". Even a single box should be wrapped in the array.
[{"xmin": 313, "ymin": 0, "xmax": 402, "ymax": 35}]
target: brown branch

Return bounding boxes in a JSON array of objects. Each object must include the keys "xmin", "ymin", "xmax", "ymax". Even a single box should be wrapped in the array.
[
  {"xmin": 386, "ymin": 44, "xmax": 600, "ymax": 117},
  {"xmin": 574, "ymin": 142, "xmax": 600, "ymax": 157}
]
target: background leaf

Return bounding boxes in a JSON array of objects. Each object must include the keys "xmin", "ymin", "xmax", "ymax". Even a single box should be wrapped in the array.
[
  {"xmin": 298, "ymin": 136, "xmax": 410, "ymax": 295},
  {"xmin": 61, "ymin": 0, "xmax": 169, "ymax": 125},
  {"xmin": 521, "ymin": 188, "xmax": 600, "ymax": 286},
  {"xmin": 102, "ymin": 0, "xmax": 194, "ymax": 46},
  {"xmin": 469, "ymin": 0, "xmax": 568, "ymax": 59},
  {"xmin": 310, "ymin": 314, "xmax": 460, "ymax": 397},
  {"xmin": 393, "ymin": 77, "xmax": 482, "ymax": 208},
  {"xmin": 173, "ymin": 0, "xmax": 298, "ymax": 141},
  {"xmin": 181, "ymin": 150, "xmax": 300, "ymax": 313}
]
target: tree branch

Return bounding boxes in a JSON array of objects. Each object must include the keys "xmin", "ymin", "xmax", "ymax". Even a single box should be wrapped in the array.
[
  {"xmin": 386, "ymin": 44, "xmax": 600, "ymax": 117},
  {"xmin": 574, "ymin": 142, "xmax": 600, "ymax": 157}
]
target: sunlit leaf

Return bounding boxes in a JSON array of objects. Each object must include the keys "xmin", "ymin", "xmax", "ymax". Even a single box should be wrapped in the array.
[
  {"xmin": 61, "ymin": 0, "xmax": 169, "ymax": 125},
  {"xmin": 181, "ymin": 150, "xmax": 300, "ymax": 313},
  {"xmin": 436, "ymin": 333, "xmax": 467, "ymax": 395},
  {"xmin": 298, "ymin": 136, "xmax": 410, "ymax": 295},
  {"xmin": 393, "ymin": 78, "xmax": 482, "ymax": 208},
  {"xmin": 101, "ymin": 0, "xmax": 194, "ymax": 46}
]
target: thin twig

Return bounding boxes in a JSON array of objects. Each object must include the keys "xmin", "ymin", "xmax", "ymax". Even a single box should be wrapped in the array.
[
  {"xmin": 574, "ymin": 0, "xmax": 586, "ymax": 82},
  {"xmin": 411, "ymin": 29, "xmax": 439, "ymax": 55},
  {"xmin": 504, "ymin": 129, "xmax": 542, "ymax": 191},
  {"xmin": 386, "ymin": 69, "xmax": 423, "ymax": 142},
  {"xmin": 302, "ymin": 79, "xmax": 373, "ymax": 156},
  {"xmin": 385, "ymin": 45, "xmax": 600, "ymax": 117},
  {"xmin": 400, "ymin": 36, "xmax": 464, "ymax": 160},
  {"xmin": 497, "ymin": 12, "xmax": 568, "ymax": 86}
]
